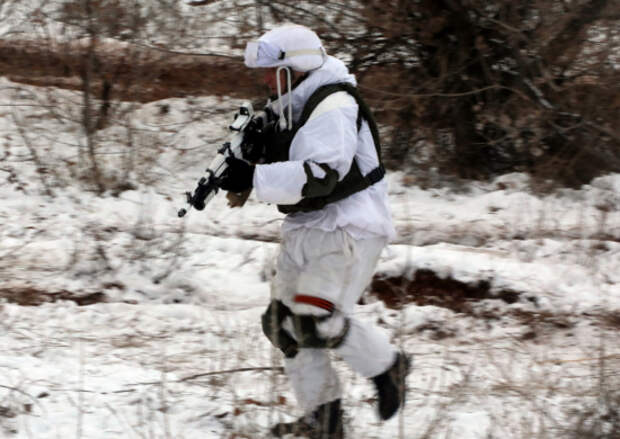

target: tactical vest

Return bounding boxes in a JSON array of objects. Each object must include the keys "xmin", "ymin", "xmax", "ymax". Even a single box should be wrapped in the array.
[{"xmin": 264, "ymin": 82, "xmax": 385, "ymax": 214}]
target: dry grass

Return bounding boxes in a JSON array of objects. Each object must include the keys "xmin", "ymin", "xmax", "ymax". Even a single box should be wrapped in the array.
[{"xmin": 0, "ymin": 39, "xmax": 262, "ymax": 103}]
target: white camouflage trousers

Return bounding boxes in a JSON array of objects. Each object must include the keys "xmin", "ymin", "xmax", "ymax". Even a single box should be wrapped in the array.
[{"xmin": 271, "ymin": 227, "xmax": 397, "ymax": 413}]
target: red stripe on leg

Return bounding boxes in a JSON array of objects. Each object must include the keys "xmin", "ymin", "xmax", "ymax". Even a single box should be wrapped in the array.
[{"xmin": 294, "ymin": 295, "xmax": 334, "ymax": 312}]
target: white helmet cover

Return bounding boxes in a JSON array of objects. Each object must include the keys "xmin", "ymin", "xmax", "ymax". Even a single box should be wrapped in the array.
[{"xmin": 244, "ymin": 24, "xmax": 327, "ymax": 72}]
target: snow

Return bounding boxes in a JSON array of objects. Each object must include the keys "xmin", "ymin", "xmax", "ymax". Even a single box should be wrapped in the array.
[{"xmin": 1, "ymin": 72, "xmax": 619, "ymax": 439}]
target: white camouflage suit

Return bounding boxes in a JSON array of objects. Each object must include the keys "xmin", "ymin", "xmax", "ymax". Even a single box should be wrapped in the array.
[{"xmin": 246, "ymin": 25, "xmax": 398, "ymax": 414}]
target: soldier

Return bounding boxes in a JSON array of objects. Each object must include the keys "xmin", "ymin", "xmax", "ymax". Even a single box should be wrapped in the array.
[{"xmin": 219, "ymin": 24, "xmax": 410, "ymax": 438}]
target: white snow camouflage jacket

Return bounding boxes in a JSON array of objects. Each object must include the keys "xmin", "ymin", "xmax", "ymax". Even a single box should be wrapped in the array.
[{"xmin": 252, "ymin": 56, "xmax": 396, "ymax": 241}]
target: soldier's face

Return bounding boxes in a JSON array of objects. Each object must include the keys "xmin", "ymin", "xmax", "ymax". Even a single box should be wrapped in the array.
[
  {"xmin": 262, "ymin": 68, "xmax": 303, "ymax": 95},
  {"xmin": 262, "ymin": 68, "xmax": 283, "ymax": 95}
]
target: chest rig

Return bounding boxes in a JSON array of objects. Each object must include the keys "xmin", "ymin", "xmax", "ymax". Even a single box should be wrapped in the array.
[{"xmin": 264, "ymin": 82, "xmax": 385, "ymax": 214}]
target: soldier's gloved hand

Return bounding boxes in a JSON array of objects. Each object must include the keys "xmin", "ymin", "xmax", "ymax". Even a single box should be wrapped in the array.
[{"xmin": 219, "ymin": 156, "xmax": 255, "ymax": 193}]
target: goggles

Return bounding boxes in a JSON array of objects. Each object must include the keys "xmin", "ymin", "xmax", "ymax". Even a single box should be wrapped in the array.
[
  {"xmin": 244, "ymin": 40, "xmax": 326, "ymax": 70},
  {"xmin": 244, "ymin": 40, "xmax": 281, "ymax": 68}
]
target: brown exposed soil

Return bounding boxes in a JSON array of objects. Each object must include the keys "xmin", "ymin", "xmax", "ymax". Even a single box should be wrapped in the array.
[
  {"xmin": 369, "ymin": 269, "xmax": 520, "ymax": 314},
  {"xmin": 0, "ymin": 38, "xmax": 263, "ymax": 103},
  {"xmin": 0, "ymin": 287, "xmax": 106, "ymax": 306},
  {"xmin": 369, "ymin": 270, "xmax": 620, "ymax": 337},
  {"xmin": 0, "ymin": 38, "xmax": 399, "ymax": 111}
]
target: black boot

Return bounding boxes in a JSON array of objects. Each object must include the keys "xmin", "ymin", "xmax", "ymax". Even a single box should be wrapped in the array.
[
  {"xmin": 371, "ymin": 352, "xmax": 411, "ymax": 420},
  {"xmin": 271, "ymin": 399, "xmax": 344, "ymax": 438}
]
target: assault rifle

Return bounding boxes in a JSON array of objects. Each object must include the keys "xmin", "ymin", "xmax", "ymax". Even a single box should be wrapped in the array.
[{"xmin": 177, "ymin": 102, "xmax": 275, "ymax": 217}]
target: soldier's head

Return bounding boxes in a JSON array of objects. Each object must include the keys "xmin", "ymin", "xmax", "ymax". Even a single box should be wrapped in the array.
[{"xmin": 244, "ymin": 24, "xmax": 326, "ymax": 95}]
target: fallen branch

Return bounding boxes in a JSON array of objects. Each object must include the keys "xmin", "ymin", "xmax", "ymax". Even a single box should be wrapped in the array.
[
  {"xmin": 45, "ymin": 366, "xmax": 286, "ymax": 395},
  {"xmin": 122, "ymin": 366, "xmax": 285, "ymax": 389},
  {"xmin": 0, "ymin": 384, "xmax": 46, "ymax": 414},
  {"xmin": 185, "ymin": 0, "xmax": 222, "ymax": 5},
  {"xmin": 178, "ymin": 366, "xmax": 285, "ymax": 382}
]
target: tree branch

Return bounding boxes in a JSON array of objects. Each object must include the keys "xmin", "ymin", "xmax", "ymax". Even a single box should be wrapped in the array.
[{"xmin": 543, "ymin": 0, "xmax": 610, "ymax": 66}]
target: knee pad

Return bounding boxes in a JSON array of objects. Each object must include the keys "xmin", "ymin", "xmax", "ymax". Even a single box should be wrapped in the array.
[
  {"xmin": 261, "ymin": 300, "xmax": 299, "ymax": 358},
  {"xmin": 291, "ymin": 314, "xmax": 350, "ymax": 349},
  {"xmin": 290, "ymin": 295, "xmax": 350, "ymax": 349}
]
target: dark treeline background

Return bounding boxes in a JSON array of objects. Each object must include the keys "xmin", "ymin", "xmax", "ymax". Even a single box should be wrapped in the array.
[
  {"xmin": 3, "ymin": 0, "xmax": 618, "ymax": 190},
  {"xmin": 253, "ymin": 0, "xmax": 619, "ymax": 187}
]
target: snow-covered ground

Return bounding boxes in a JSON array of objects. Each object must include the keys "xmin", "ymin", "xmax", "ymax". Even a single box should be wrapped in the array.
[{"xmin": 1, "ymin": 74, "xmax": 619, "ymax": 439}]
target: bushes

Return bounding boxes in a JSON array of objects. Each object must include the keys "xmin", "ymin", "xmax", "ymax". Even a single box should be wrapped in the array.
[
  {"xmin": 260, "ymin": 0, "xmax": 620, "ymax": 186},
  {"xmin": 3, "ymin": 0, "xmax": 618, "ymax": 190}
]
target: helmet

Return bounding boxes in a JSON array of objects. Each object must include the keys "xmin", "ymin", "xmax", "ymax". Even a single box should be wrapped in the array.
[{"xmin": 244, "ymin": 24, "xmax": 327, "ymax": 72}]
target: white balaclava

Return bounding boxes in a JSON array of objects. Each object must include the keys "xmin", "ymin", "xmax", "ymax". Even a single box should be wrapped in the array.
[{"xmin": 244, "ymin": 24, "xmax": 327, "ymax": 72}]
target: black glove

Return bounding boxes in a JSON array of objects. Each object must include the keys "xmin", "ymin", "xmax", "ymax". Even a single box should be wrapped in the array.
[{"xmin": 219, "ymin": 156, "xmax": 255, "ymax": 193}]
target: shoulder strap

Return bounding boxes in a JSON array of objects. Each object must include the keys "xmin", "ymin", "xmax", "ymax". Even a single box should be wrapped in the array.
[
  {"xmin": 277, "ymin": 83, "xmax": 385, "ymax": 214},
  {"xmin": 297, "ymin": 83, "xmax": 347, "ymax": 127},
  {"xmin": 297, "ymin": 83, "xmax": 382, "ymax": 163}
]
